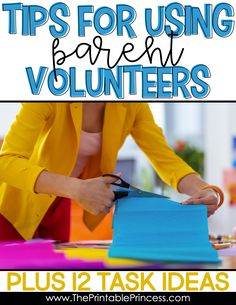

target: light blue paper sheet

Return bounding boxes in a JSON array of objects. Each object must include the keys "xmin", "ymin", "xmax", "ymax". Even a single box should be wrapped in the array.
[{"xmin": 109, "ymin": 197, "xmax": 220, "ymax": 263}]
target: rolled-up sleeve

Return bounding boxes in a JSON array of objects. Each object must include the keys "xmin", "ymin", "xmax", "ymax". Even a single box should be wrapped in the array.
[
  {"xmin": 0, "ymin": 103, "xmax": 52, "ymax": 193},
  {"xmin": 131, "ymin": 103, "xmax": 198, "ymax": 190}
]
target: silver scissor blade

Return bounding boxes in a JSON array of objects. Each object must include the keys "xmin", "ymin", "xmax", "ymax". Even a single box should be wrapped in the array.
[{"xmin": 128, "ymin": 187, "xmax": 169, "ymax": 198}]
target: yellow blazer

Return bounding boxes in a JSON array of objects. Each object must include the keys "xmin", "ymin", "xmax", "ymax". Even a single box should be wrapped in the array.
[{"xmin": 0, "ymin": 103, "xmax": 196, "ymax": 239}]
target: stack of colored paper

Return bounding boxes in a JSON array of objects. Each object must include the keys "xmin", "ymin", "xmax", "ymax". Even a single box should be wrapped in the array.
[{"xmin": 109, "ymin": 197, "xmax": 220, "ymax": 263}]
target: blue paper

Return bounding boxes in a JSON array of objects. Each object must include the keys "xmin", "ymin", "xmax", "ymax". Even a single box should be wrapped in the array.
[{"xmin": 109, "ymin": 197, "xmax": 220, "ymax": 263}]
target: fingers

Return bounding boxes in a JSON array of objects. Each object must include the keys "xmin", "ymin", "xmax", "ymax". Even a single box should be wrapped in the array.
[
  {"xmin": 104, "ymin": 188, "xmax": 115, "ymax": 202},
  {"xmin": 101, "ymin": 195, "xmax": 115, "ymax": 212},
  {"xmin": 89, "ymin": 206, "xmax": 111, "ymax": 215},
  {"xmin": 208, "ymin": 207, "xmax": 216, "ymax": 217},
  {"xmin": 183, "ymin": 197, "xmax": 217, "ymax": 207},
  {"xmin": 182, "ymin": 189, "xmax": 219, "ymax": 218},
  {"xmin": 182, "ymin": 190, "xmax": 217, "ymax": 205},
  {"xmin": 97, "ymin": 202, "xmax": 114, "ymax": 215},
  {"xmin": 104, "ymin": 207, "xmax": 111, "ymax": 214},
  {"xmin": 77, "ymin": 177, "xmax": 118, "ymax": 216},
  {"xmin": 101, "ymin": 196, "xmax": 114, "ymax": 209},
  {"xmin": 101, "ymin": 175, "xmax": 120, "ymax": 184},
  {"xmin": 182, "ymin": 198, "xmax": 205, "ymax": 205},
  {"xmin": 182, "ymin": 191, "xmax": 202, "ymax": 204}
]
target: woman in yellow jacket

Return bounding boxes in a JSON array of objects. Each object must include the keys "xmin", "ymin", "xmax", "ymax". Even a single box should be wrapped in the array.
[{"xmin": 0, "ymin": 103, "xmax": 221, "ymax": 242}]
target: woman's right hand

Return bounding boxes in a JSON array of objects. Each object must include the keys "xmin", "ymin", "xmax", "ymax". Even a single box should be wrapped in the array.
[{"xmin": 70, "ymin": 176, "xmax": 119, "ymax": 215}]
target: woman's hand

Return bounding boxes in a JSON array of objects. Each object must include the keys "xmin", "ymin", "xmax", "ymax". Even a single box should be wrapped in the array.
[
  {"xmin": 182, "ymin": 189, "xmax": 219, "ymax": 217},
  {"xmin": 71, "ymin": 175, "xmax": 118, "ymax": 215},
  {"xmin": 35, "ymin": 171, "xmax": 120, "ymax": 215}
]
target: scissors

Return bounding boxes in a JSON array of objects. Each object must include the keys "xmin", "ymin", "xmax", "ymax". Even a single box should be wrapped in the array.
[{"xmin": 103, "ymin": 174, "xmax": 169, "ymax": 201}]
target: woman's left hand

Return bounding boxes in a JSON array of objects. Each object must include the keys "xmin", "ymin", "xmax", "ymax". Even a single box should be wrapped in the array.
[{"xmin": 182, "ymin": 189, "xmax": 219, "ymax": 217}]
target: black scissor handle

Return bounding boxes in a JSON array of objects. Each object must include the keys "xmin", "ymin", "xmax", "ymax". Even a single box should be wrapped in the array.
[
  {"xmin": 113, "ymin": 191, "xmax": 129, "ymax": 201},
  {"xmin": 102, "ymin": 174, "xmax": 130, "ymax": 188}
]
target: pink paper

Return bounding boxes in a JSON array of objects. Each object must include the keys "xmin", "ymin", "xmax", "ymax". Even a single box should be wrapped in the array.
[{"xmin": 0, "ymin": 241, "xmax": 105, "ymax": 269}]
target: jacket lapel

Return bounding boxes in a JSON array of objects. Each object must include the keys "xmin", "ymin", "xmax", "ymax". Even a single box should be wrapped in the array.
[
  {"xmin": 69, "ymin": 103, "xmax": 82, "ymax": 149},
  {"xmin": 101, "ymin": 103, "xmax": 127, "ymax": 174}
]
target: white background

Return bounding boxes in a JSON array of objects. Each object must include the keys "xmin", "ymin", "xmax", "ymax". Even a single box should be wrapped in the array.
[{"xmin": 0, "ymin": 0, "xmax": 235, "ymax": 101}]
